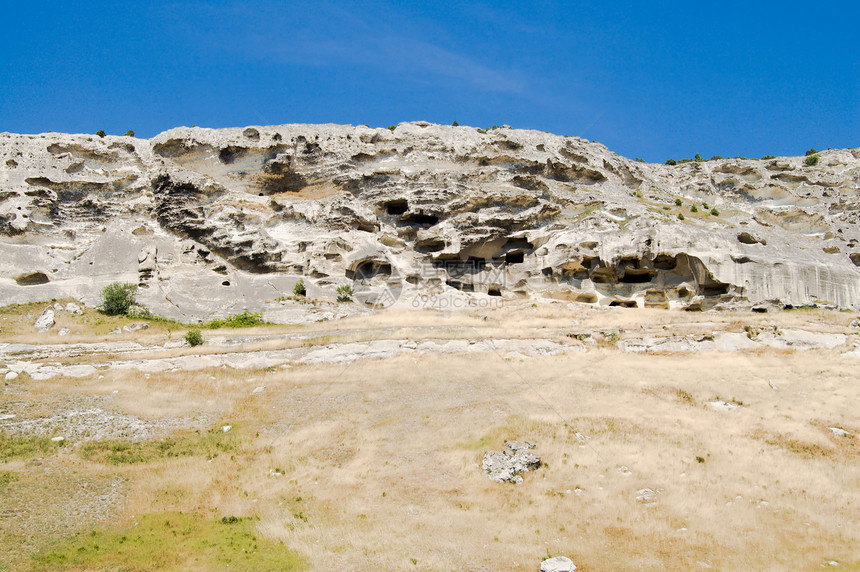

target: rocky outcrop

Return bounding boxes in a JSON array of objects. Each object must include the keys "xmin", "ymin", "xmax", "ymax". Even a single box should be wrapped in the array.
[
  {"xmin": 1, "ymin": 124, "xmax": 858, "ymax": 319},
  {"xmin": 482, "ymin": 441, "xmax": 542, "ymax": 484}
]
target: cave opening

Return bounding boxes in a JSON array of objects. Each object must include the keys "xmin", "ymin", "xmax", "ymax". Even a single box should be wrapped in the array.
[{"xmin": 385, "ymin": 200, "xmax": 408, "ymax": 215}]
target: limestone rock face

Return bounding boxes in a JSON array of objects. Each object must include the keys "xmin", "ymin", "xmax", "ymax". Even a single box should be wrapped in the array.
[{"xmin": 1, "ymin": 124, "xmax": 858, "ymax": 319}]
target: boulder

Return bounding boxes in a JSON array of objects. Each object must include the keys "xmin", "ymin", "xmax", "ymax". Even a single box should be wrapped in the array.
[
  {"xmin": 540, "ymin": 557, "xmax": 576, "ymax": 571},
  {"xmin": 34, "ymin": 308, "xmax": 55, "ymax": 330}
]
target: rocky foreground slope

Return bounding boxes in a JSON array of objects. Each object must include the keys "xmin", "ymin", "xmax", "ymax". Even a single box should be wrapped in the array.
[{"xmin": 1, "ymin": 122, "xmax": 858, "ymax": 319}]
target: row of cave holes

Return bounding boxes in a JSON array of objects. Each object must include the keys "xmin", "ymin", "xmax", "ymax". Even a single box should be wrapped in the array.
[{"xmin": 383, "ymin": 200, "xmax": 440, "ymax": 228}]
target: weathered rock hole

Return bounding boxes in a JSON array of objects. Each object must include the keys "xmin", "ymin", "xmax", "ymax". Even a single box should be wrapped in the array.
[
  {"xmin": 609, "ymin": 299, "xmax": 637, "ymax": 308},
  {"xmin": 416, "ymin": 238, "xmax": 445, "ymax": 253},
  {"xmin": 620, "ymin": 269, "xmax": 656, "ymax": 283},
  {"xmin": 505, "ymin": 251, "xmax": 525, "ymax": 264},
  {"xmin": 653, "ymin": 254, "xmax": 676, "ymax": 270},
  {"xmin": 242, "ymin": 128, "xmax": 260, "ymax": 141},
  {"xmin": 575, "ymin": 293, "xmax": 598, "ymax": 303},
  {"xmin": 385, "ymin": 200, "xmax": 408, "ymax": 215},
  {"xmin": 590, "ymin": 267, "xmax": 617, "ymax": 284},
  {"xmin": 447, "ymin": 280, "xmax": 474, "ymax": 292},
  {"xmin": 400, "ymin": 212, "xmax": 439, "ymax": 227},
  {"xmin": 355, "ymin": 221, "xmax": 378, "ymax": 233},
  {"xmin": 347, "ymin": 260, "xmax": 392, "ymax": 280},
  {"xmin": 222, "ymin": 280, "xmax": 230, "ymax": 286},
  {"xmin": 488, "ymin": 287, "xmax": 502, "ymax": 297},
  {"xmin": 702, "ymin": 283, "xmax": 730, "ymax": 296},
  {"xmin": 850, "ymin": 253, "xmax": 860, "ymax": 267},
  {"xmin": 15, "ymin": 272, "xmax": 50, "ymax": 285},
  {"xmin": 737, "ymin": 232, "xmax": 761, "ymax": 245}
]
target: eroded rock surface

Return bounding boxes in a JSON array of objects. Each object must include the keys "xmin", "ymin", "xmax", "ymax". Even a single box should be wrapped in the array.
[{"xmin": 2, "ymin": 124, "xmax": 859, "ymax": 319}]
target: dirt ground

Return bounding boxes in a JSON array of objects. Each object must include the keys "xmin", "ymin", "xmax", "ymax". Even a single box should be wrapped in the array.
[{"xmin": 1, "ymin": 300, "xmax": 858, "ymax": 570}]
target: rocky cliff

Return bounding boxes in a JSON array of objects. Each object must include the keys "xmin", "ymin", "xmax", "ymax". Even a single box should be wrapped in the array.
[{"xmin": 1, "ymin": 122, "xmax": 858, "ymax": 319}]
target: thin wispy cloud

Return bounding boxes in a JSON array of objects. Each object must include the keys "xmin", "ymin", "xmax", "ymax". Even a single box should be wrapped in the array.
[{"xmin": 174, "ymin": 1, "xmax": 528, "ymax": 95}]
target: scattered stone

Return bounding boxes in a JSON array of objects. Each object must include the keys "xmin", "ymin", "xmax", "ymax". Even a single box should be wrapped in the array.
[
  {"xmin": 58, "ymin": 328, "xmax": 71, "ymax": 336},
  {"xmin": 823, "ymin": 561, "xmax": 840, "ymax": 567},
  {"xmin": 221, "ymin": 425, "xmax": 232, "ymax": 433},
  {"xmin": 122, "ymin": 323, "xmax": 150, "ymax": 332},
  {"xmin": 482, "ymin": 440, "xmax": 541, "ymax": 484},
  {"xmin": 252, "ymin": 386, "xmax": 266, "ymax": 394},
  {"xmin": 828, "ymin": 427, "xmax": 850, "ymax": 437},
  {"xmin": 65, "ymin": 302, "xmax": 83, "ymax": 315},
  {"xmin": 540, "ymin": 556, "xmax": 576, "ymax": 572},
  {"xmin": 707, "ymin": 400, "xmax": 741, "ymax": 412},
  {"xmin": 850, "ymin": 319, "xmax": 860, "ymax": 328},
  {"xmin": 4, "ymin": 372, "xmax": 19, "ymax": 382},
  {"xmin": 0, "ymin": 414, "xmax": 16, "ymax": 420},
  {"xmin": 617, "ymin": 465, "xmax": 633, "ymax": 476},
  {"xmin": 636, "ymin": 488, "xmax": 660, "ymax": 504},
  {"xmin": 34, "ymin": 308, "xmax": 55, "ymax": 331},
  {"xmin": 109, "ymin": 327, "xmax": 123, "ymax": 335},
  {"xmin": 50, "ymin": 436, "xmax": 65, "ymax": 442}
]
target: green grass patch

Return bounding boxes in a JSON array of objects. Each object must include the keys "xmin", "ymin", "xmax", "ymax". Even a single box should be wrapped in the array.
[
  {"xmin": 31, "ymin": 511, "xmax": 305, "ymax": 571},
  {"xmin": 78, "ymin": 427, "xmax": 238, "ymax": 465},
  {"xmin": 0, "ymin": 433, "xmax": 63, "ymax": 461},
  {"xmin": 202, "ymin": 311, "xmax": 266, "ymax": 329},
  {"xmin": 0, "ymin": 470, "xmax": 19, "ymax": 489}
]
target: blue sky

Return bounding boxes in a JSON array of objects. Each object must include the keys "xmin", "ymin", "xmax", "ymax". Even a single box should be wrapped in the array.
[{"xmin": 2, "ymin": 1, "xmax": 857, "ymax": 162}]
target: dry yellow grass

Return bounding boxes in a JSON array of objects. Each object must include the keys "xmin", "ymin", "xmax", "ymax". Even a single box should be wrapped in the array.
[{"xmin": 1, "ymin": 302, "xmax": 858, "ymax": 570}]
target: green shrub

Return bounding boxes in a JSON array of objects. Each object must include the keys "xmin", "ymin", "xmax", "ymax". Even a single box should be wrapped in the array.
[
  {"xmin": 476, "ymin": 128, "xmax": 487, "ymax": 134},
  {"xmin": 694, "ymin": 153, "xmax": 703, "ymax": 162},
  {"xmin": 184, "ymin": 329, "xmax": 203, "ymax": 346},
  {"xmin": 100, "ymin": 282, "xmax": 137, "ymax": 315},
  {"xmin": 702, "ymin": 202, "xmax": 710, "ymax": 209},
  {"xmin": 805, "ymin": 148, "xmax": 818, "ymax": 156},
  {"xmin": 293, "ymin": 279, "xmax": 306, "ymax": 297},
  {"xmin": 387, "ymin": 125, "xmax": 396, "ymax": 131},
  {"xmin": 126, "ymin": 306, "xmax": 178, "ymax": 324},
  {"xmin": 691, "ymin": 205, "xmax": 698, "ymax": 213},
  {"xmin": 451, "ymin": 121, "xmax": 459, "ymax": 126},
  {"xmin": 761, "ymin": 155, "xmax": 775, "ymax": 160},
  {"xmin": 96, "ymin": 130, "xmax": 106, "ymax": 138},
  {"xmin": 709, "ymin": 155, "xmax": 724, "ymax": 160},
  {"xmin": 336, "ymin": 284, "xmax": 354, "ymax": 302},
  {"xmin": 665, "ymin": 158, "xmax": 677, "ymax": 165},
  {"xmin": 711, "ymin": 208, "xmax": 720, "ymax": 216},
  {"xmin": 677, "ymin": 213, "xmax": 685, "ymax": 220},
  {"xmin": 202, "ymin": 311, "xmax": 264, "ymax": 329},
  {"xmin": 674, "ymin": 198, "xmax": 682, "ymax": 206},
  {"xmin": 805, "ymin": 155, "xmax": 819, "ymax": 166},
  {"xmin": 635, "ymin": 157, "xmax": 645, "ymax": 162},
  {"xmin": 125, "ymin": 130, "xmax": 135, "ymax": 137}
]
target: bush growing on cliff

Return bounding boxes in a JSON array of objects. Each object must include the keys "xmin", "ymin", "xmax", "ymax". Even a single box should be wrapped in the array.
[
  {"xmin": 805, "ymin": 154, "xmax": 819, "ymax": 166},
  {"xmin": 293, "ymin": 279, "xmax": 306, "ymax": 297},
  {"xmin": 336, "ymin": 285, "xmax": 354, "ymax": 302},
  {"xmin": 125, "ymin": 130, "xmax": 135, "ymax": 137},
  {"xmin": 184, "ymin": 329, "xmax": 203, "ymax": 346},
  {"xmin": 96, "ymin": 130, "xmax": 106, "ymax": 138},
  {"xmin": 100, "ymin": 282, "xmax": 136, "ymax": 315},
  {"xmin": 202, "ymin": 311, "xmax": 264, "ymax": 329}
]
